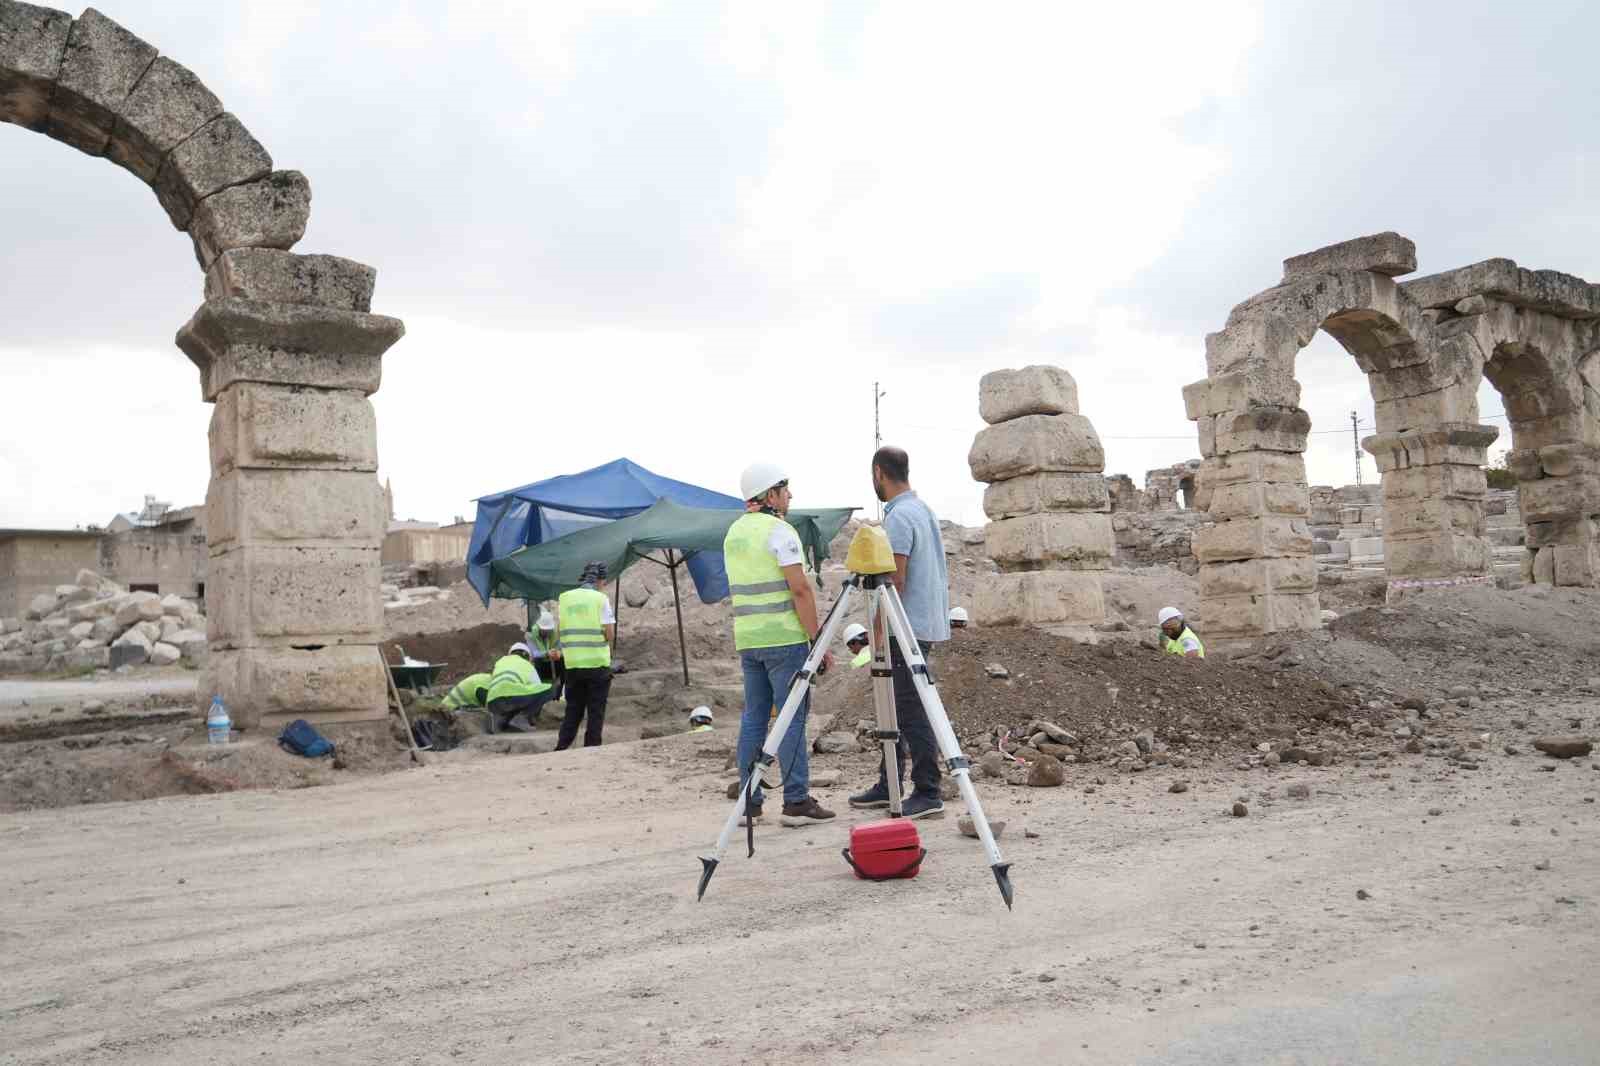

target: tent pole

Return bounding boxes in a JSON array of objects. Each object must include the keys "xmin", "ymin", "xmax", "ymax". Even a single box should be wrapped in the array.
[
  {"xmin": 614, "ymin": 576, "xmax": 622, "ymax": 651},
  {"xmin": 668, "ymin": 549, "xmax": 690, "ymax": 686}
]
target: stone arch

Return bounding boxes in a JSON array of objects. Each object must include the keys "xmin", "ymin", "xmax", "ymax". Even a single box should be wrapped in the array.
[
  {"xmin": 2, "ymin": 4, "xmax": 404, "ymax": 729},
  {"xmin": 1184, "ymin": 233, "xmax": 1503, "ymax": 640}
]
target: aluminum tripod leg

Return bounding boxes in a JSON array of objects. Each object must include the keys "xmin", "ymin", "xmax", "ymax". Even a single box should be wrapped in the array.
[
  {"xmin": 866, "ymin": 586, "xmax": 904, "ymax": 816},
  {"xmin": 697, "ymin": 580, "xmax": 856, "ymax": 901},
  {"xmin": 879, "ymin": 584, "xmax": 1014, "ymax": 909}
]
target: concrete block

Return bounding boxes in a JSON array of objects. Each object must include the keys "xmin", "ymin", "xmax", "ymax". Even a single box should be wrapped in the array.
[
  {"xmin": 1213, "ymin": 407, "xmax": 1311, "ymax": 454},
  {"xmin": 1518, "ymin": 475, "xmax": 1600, "ymax": 522},
  {"xmin": 150, "ymin": 641, "xmax": 181, "ymax": 666},
  {"xmin": 110, "ymin": 628, "xmax": 151, "ymax": 667},
  {"xmin": 206, "ymin": 545, "xmax": 382, "ymax": 648},
  {"xmin": 153, "ymin": 112, "xmax": 272, "ymax": 229},
  {"xmin": 104, "ymin": 54, "xmax": 222, "ymax": 181},
  {"xmin": 204, "ymin": 249, "xmax": 376, "ymax": 312},
  {"xmin": 206, "ymin": 469, "xmax": 386, "ymax": 552},
  {"xmin": 1191, "ymin": 516, "xmax": 1312, "ymax": 563},
  {"xmin": 968, "ymin": 414, "xmax": 1104, "ymax": 483},
  {"xmin": 1206, "ymin": 479, "xmax": 1309, "ymax": 521},
  {"xmin": 0, "ymin": 1, "xmax": 71, "ymax": 130},
  {"xmin": 112, "ymin": 590, "xmax": 158, "ymax": 627},
  {"xmin": 1201, "ymin": 450, "xmax": 1306, "ymax": 489},
  {"xmin": 1199, "ymin": 557, "xmax": 1317, "ymax": 598},
  {"xmin": 984, "ymin": 513, "xmax": 1114, "ymax": 571},
  {"xmin": 201, "ymin": 644, "xmax": 386, "ymax": 730},
  {"xmin": 978, "ymin": 365, "xmax": 1079, "ymax": 424},
  {"xmin": 982, "ymin": 472, "xmax": 1108, "ymax": 520},
  {"xmin": 176, "ymin": 298, "xmax": 405, "ymax": 402},
  {"xmin": 972, "ymin": 570, "xmax": 1105, "ymax": 627},
  {"xmin": 208, "ymin": 382, "xmax": 378, "ymax": 474},
  {"xmin": 40, "ymin": 8, "xmax": 155, "ymax": 156},
  {"xmin": 1323, "ymin": 540, "xmax": 1351, "ymax": 559},
  {"xmin": 1202, "ymin": 591, "xmax": 1321, "ymax": 639},
  {"xmin": 188, "ymin": 170, "xmax": 311, "ymax": 270},
  {"xmin": 1282, "ymin": 232, "xmax": 1417, "ymax": 282}
]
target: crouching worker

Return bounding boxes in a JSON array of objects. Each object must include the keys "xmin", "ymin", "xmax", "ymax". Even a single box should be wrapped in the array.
[
  {"xmin": 1158, "ymin": 607, "xmax": 1204, "ymax": 659},
  {"xmin": 485, "ymin": 642, "xmax": 553, "ymax": 732},
  {"xmin": 687, "ymin": 706, "xmax": 714, "ymax": 733},
  {"xmin": 843, "ymin": 623, "xmax": 872, "ymax": 668},
  {"xmin": 442, "ymin": 671, "xmax": 492, "ymax": 713}
]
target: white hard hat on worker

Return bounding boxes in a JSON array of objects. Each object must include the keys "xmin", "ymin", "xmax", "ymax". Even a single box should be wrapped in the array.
[
  {"xmin": 740, "ymin": 463, "xmax": 789, "ymax": 506},
  {"xmin": 842, "ymin": 623, "xmax": 868, "ymax": 646},
  {"xmin": 1157, "ymin": 607, "xmax": 1183, "ymax": 626}
]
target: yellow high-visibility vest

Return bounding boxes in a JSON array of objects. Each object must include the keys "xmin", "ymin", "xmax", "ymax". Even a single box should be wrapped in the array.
[
  {"xmin": 1163, "ymin": 627, "xmax": 1205, "ymax": 658},
  {"xmin": 724, "ymin": 512, "xmax": 806, "ymax": 651},
  {"xmin": 443, "ymin": 672, "xmax": 493, "ymax": 710},
  {"xmin": 485, "ymin": 655, "xmax": 549, "ymax": 703},
  {"xmin": 558, "ymin": 586, "xmax": 612, "ymax": 669}
]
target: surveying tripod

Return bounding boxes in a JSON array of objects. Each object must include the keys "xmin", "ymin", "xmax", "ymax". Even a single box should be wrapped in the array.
[{"xmin": 695, "ymin": 531, "xmax": 1014, "ymax": 909}]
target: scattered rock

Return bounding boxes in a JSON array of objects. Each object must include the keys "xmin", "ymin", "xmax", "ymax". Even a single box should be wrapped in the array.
[
  {"xmin": 1024, "ymin": 826, "xmax": 1040, "ymax": 839},
  {"xmin": 149, "ymin": 642, "xmax": 182, "ymax": 667},
  {"xmin": 1356, "ymin": 888, "xmax": 1371, "ymax": 900},
  {"xmin": 1427, "ymin": 807, "xmax": 1443, "ymax": 817},
  {"xmin": 978, "ymin": 751, "xmax": 1009, "ymax": 779},
  {"xmin": 956, "ymin": 815, "xmax": 1006, "ymax": 839},
  {"xmin": 1286, "ymin": 783, "xmax": 1310, "ymax": 799},
  {"xmin": 1533, "ymin": 737, "xmax": 1593, "ymax": 759},
  {"xmin": 1231, "ymin": 802, "xmax": 1248, "ymax": 817},
  {"xmin": 1026, "ymin": 754, "xmax": 1065, "ymax": 787},
  {"xmin": 1168, "ymin": 781, "xmax": 1189, "ymax": 794},
  {"xmin": 984, "ymin": 663, "xmax": 1010, "ymax": 679},
  {"xmin": 812, "ymin": 731, "xmax": 858, "ymax": 755}
]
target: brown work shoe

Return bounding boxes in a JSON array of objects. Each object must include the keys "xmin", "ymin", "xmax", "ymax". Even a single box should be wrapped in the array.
[{"xmin": 780, "ymin": 796, "xmax": 836, "ymax": 827}]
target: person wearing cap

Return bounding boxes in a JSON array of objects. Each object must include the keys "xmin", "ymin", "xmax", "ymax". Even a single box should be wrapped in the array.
[
  {"xmin": 724, "ymin": 462, "xmax": 836, "ymax": 828},
  {"xmin": 527, "ymin": 607, "xmax": 565, "ymax": 700},
  {"xmin": 842, "ymin": 623, "xmax": 872, "ymax": 668},
  {"xmin": 948, "ymin": 607, "xmax": 970, "ymax": 630},
  {"xmin": 554, "ymin": 561, "xmax": 616, "ymax": 749},
  {"xmin": 1158, "ymin": 607, "xmax": 1204, "ymax": 659},
  {"xmin": 849, "ymin": 446, "xmax": 951, "ymax": 819},
  {"xmin": 484, "ymin": 643, "xmax": 552, "ymax": 733},
  {"xmin": 687, "ymin": 706, "xmax": 715, "ymax": 733}
]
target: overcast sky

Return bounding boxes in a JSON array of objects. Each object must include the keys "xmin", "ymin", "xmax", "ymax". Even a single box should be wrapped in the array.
[{"xmin": 4, "ymin": 0, "xmax": 1598, "ymax": 531}]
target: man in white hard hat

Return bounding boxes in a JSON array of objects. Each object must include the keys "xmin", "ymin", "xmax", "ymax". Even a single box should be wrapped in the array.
[
  {"xmin": 724, "ymin": 462, "xmax": 836, "ymax": 828},
  {"xmin": 849, "ymin": 446, "xmax": 951, "ymax": 819},
  {"xmin": 555, "ymin": 561, "xmax": 617, "ymax": 749},
  {"xmin": 842, "ymin": 623, "xmax": 871, "ymax": 668},
  {"xmin": 687, "ymin": 706, "xmax": 714, "ymax": 733},
  {"xmin": 1158, "ymin": 607, "xmax": 1204, "ymax": 659},
  {"xmin": 484, "ymin": 641, "xmax": 553, "ymax": 733},
  {"xmin": 526, "ymin": 607, "xmax": 564, "ymax": 700},
  {"xmin": 948, "ymin": 606, "xmax": 970, "ymax": 630}
]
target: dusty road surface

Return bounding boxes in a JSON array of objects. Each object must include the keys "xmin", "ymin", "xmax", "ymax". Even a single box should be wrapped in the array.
[{"xmin": 2, "ymin": 725, "xmax": 1596, "ymax": 1066}]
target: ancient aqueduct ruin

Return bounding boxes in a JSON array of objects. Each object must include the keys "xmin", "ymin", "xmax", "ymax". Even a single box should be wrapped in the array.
[
  {"xmin": 8, "ymin": 7, "xmax": 1600, "ymax": 725},
  {"xmin": 1, "ymin": 4, "xmax": 404, "ymax": 728}
]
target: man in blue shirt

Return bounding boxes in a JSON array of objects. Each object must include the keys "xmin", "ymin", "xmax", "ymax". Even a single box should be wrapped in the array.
[{"xmin": 849, "ymin": 446, "xmax": 951, "ymax": 819}]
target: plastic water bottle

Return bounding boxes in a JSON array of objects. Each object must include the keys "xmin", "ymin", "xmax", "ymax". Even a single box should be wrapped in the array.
[{"xmin": 206, "ymin": 696, "xmax": 230, "ymax": 745}]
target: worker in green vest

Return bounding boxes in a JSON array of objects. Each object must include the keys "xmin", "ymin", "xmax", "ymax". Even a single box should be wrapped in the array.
[
  {"xmin": 1158, "ymin": 607, "xmax": 1205, "ymax": 659},
  {"xmin": 725, "ymin": 462, "xmax": 836, "ymax": 828},
  {"xmin": 687, "ymin": 706, "xmax": 714, "ymax": 733},
  {"xmin": 843, "ymin": 623, "xmax": 872, "ymax": 669},
  {"xmin": 442, "ymin": 672, "xmax": 493, "ymax": 712},
  {"xmin": 484, "ymin": 642, "xmax": 553, "ymax": 732},
  {"xmin": 554, "ymin": 561, "xmax": 616, "ymax": 749},
  {"xmin": 526, "ymin": 608, "xmax": 564, "ymax": 701}
]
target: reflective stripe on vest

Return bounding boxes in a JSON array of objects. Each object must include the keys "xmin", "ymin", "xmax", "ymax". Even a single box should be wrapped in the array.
[
  {"xmin": 558, "ymin": 587, "xmax": 612, "ymax": 668},
  {"xmin": 1163, "ymin": 627, "xmax": 1205, "ymax": 658},
  {"xmin": 485, "ymin": 655, "xmax": 548, "ymax": 703},
  {"xmin": 723, "ymin": 512, "xmax": 807, "ymax": 651},
  {"xmin": 443, "ymin": 672, "xmax": 493, "ymax": 710}
]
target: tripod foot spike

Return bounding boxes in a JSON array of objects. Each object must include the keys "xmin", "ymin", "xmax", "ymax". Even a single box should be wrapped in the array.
[
  {"xmin": 991, "ymin": 862, "xmax": 1014, "ymax": 910},
  {"xmin": 696, "ymin": 857, "xmax": 719, "ymax": 901}
]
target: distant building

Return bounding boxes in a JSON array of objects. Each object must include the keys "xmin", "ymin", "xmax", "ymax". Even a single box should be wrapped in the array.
[{"xmin": 0, "ymin": 528, "xmax": 103, "ymax": 618}]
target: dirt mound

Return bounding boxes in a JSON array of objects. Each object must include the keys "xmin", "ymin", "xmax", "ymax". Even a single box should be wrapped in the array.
[
  {"xmin": 826, "ymin": 627, "xmax": 1351, "ymax": 759},
  {"xmin": 389, "ymin": 623, "xmax": 525, "ymax": 687}
]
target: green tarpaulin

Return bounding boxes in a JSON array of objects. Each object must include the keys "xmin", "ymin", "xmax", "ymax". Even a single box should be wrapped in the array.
[{"xmin": 486, "ymin": 499, "xmax": 856, "ymax": 604}]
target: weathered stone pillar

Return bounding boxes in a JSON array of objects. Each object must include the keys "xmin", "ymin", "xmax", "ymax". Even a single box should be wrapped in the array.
[
  {"xmin": 1506, "ymin": 444, "xmax": 1600, "ymax": 586},
  {"xmin": 1363, "ymin": 426, "xmax": 1497, "ymax": 598},
  {"xmin": 967, "ymin": 366, "xmax": 1112, "ymax": 633},
  {"xmin": 179, "ymin": 252, "xmax": 405, "ymax": 730}
]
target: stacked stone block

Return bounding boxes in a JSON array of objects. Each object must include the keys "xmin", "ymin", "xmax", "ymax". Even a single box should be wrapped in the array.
[
  {"xmin": 967, "ymin": 366, "xmax": 1111, "ymax": 630},
  {"xmin": 2, "ymin": 5, "xmax": 404, "ymax": 728}
]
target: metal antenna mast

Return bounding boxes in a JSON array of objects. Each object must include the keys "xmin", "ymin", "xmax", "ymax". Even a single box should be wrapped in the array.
[
  {"xmin": 874, "ymin": 381, "xmax": 887, "ymax": 520},
  {"xmin": 1351, "ymin": 410, "xmax": 1363, "ymax": 486}
]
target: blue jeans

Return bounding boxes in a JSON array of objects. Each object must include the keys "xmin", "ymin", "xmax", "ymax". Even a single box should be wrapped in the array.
[{"xmin": 737, "ymin": 642, "xmax": 811, "ymax": 807}]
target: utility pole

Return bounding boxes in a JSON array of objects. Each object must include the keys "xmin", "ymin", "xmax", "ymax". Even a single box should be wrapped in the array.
[
  {"xmin": 873, "ymin": 382, "xmax": 887, "ymax": 520},
  {"xmin": 1351, "ymin": 410, "xmax": 1363, "ymax": 486}
]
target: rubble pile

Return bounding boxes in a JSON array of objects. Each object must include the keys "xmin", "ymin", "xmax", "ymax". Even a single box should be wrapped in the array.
[
  {"xmin": 966, "ymin": 365, "xmax": 1113, "ymax": 631},
  {"xmin": 0, "ymin": 569, "xmax": 205, "ymax": 674}
]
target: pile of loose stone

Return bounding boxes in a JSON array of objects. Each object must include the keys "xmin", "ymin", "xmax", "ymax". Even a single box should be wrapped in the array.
[
  {"xmin": 0, "ymin": 570, "xmax": 206, "ymax": 673},
  {"xmin": 967, "ymin": 365, "xmax": 1113, "ymax": 631}
]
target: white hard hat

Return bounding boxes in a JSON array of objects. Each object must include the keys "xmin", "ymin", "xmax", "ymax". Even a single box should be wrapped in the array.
[
  {"xmin": 509, "ymin": 642, "xmax": 533, "ymax": 656},
  {"xmin": 842, "ymin": 623, "xmax": 868, "ymax": 644},
  {"xmin": 689, "ymin": 705, "xmax": 713, "ymax": 723},
  {"xmin": 740, "ymin": 462, "xmax": 789, "ymax": 502},
  {"xmin": 948, "ymin": 607, "xmax": 969, "ymax": 624},
  {"xmin": 1157, "ymin": 607, "xmax": 1183, "ymax": 625},
  {"xmin": 536, "ymin": 610, "xmax": 555, "ymax": 630}
]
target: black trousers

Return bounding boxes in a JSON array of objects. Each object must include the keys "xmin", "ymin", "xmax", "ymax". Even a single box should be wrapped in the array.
[
  {"xmin": 534, "ymin": 656, "xmax": 565, "ymax": 700},
  {"xmin": 557, "ymin": 666, "xmax": 612, "ymax": 749},
  {"xmin": 486, "ymin": 691, "xmax": 551, "ymax": 733},
  {"xmin": 873, "ymin": 638, "xmax": 941, "ymax": 800}
]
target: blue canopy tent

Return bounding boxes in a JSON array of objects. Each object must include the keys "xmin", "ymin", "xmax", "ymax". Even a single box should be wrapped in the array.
[{"xmin": 466, "ymin": 458, "xmax": 744, "ymax": 607}]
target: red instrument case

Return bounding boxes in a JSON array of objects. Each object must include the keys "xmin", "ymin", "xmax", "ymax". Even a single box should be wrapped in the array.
[{"xmin": 842, "ymin": 818, "xmax": 926, "ymax": 881}]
